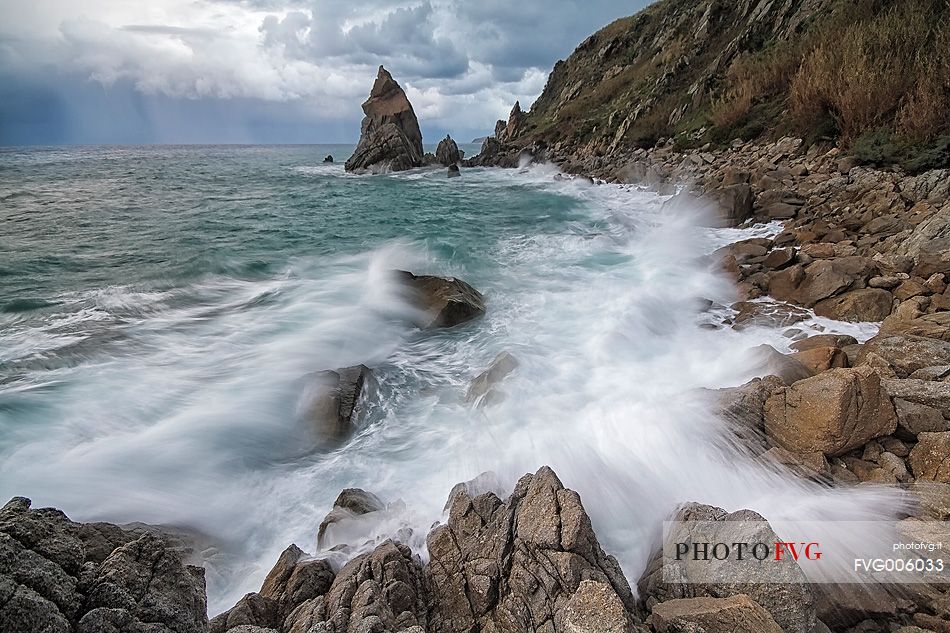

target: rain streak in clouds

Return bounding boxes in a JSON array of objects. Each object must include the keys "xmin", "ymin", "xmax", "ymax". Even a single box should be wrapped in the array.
[{"xmin": 0, "ymin": 0, "xmax": 649, "ymax": 144}]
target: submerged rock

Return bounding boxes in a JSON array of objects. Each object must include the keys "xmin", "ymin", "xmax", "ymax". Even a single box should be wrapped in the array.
[
  {"xmin": 435, "ymin": 134, "xmax": 461, "ymax": 166},
  {"xmin": 447, "ymin": 163, "xmax": 460, "ymax": 178},
  {"xmin": 345, "ymin": 66, "xmax": 424, "ymax": 174},
  {"xmin": 316, "ymin": 488, "xmax": 385, "ymax": 549},
  {"xmin": 322, "ymin": 154, "xmax": 333, "ymax": 163},
  {"xmin": 302, "ymin": 365, "xmax": 370, "ymax": 446},
  {"xmin": 466, "ymin": 351, "xmax": 520, "ymax": 405},
  {"xmin": 394, "ymin": 270, "xmax": 485, "ymax": 328}
]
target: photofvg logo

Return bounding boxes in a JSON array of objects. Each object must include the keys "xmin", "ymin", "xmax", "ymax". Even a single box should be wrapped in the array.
[
  {"xmin": 661, "ymin": 520, "xmax": 950, "ymax": 585},
  {"xmin": 674, "ymin": 540, "xmax": 822, "ymax": 562}
]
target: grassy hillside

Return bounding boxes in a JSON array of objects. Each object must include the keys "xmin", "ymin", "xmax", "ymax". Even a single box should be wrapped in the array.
[{"xmin": 513, "ymin": 0, "xmax": 949, "ymax": 171}]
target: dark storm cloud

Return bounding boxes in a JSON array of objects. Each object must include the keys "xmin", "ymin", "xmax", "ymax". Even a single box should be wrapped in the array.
[{"xmin": 0, "ymin": 0, "xmax": 651, "ymax": 144}]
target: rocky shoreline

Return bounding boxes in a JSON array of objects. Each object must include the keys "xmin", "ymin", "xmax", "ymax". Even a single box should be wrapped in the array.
[{"xmin": 6, "ymin": 141, "xmax": 950, "ymax": 632}]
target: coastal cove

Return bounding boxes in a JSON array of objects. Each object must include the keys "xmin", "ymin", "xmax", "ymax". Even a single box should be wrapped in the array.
[
  {"xmin": 0, "ymin": 142, "xmax": 907, "ymax": 624},
  {"xmin": 2, "ymin": 0, "xmax": 949, "ymax": 629}
]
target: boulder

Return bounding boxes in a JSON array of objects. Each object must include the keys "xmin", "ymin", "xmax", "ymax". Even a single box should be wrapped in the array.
[
  {"xmin": 710, "ymin": 184, "xmax": 753, "ymax": 227},
  {"xmin": 345, "ymin": 66, "xmax": 424, "ymax": 173},
  {"xmin": 750, "ymin": 344, "xmax": 814, "ymax": 385},
  {"xmin": 763, "ymin": 202, "xmax": 799, "ymax": 219},
  {"xmin": 316, "ymin": 488, "xmax": 385, "ymax": 549},
  {"xmin": 856, "ymin": 335, "xmax": 950, "ymax": 378},
  {"xmin": 638, "ymin": 503, "xmax": 816, "ymax": 633},
  {"xmin": 909, "ymin": 432, "xmax": 950, "ymax": 482},
  {"xmin": 447, "ymin": 163, "xmax": 461, "ymax": 178},
  {"xmin": 323, "ymin": 155, "xmax": 333, "ymax": 163},
  {"xmin": 790, "ymin": 334, "xmax": 858, "ymax": 352},
  {"xmin": 764, "ymin": 366, "xmax": 898, "ymax": 456},
  {"xmin": 709, "ymin": 376, "xmax": 785, "ymax": 452},
  {"xmin": 790, "ymin": 346, "xmax": 849, "ymax": 373},
  {"xmin": 426, "ymin": 466, "xmax": 641, "ymax": 632},
  {"xmin": 793, "ymin": 260, "xmax": 862, "ymax": 307},
  {"xmin": 303, "ymin": 365, "xmax": 370, "ymax": 446},
  {"xmin": 880, "ymin": 312, "xmax": 950, "ymax": 342},
  {"xmin": 466, "ymin": 351, "xmax": 520, "ymax": 406},
  {"xmin": 894, "ymin": 398, "xmax": 950, "ymax": 436},
  {"xmin": 813, "ymin": 288, "xmax": 893, "ymax": 322},
  {"xmin": 651, "ymin": 595, "xmax": 784, "ymax": 633},
  {"xmin": 394, "ymin": 270, "xmax": 485, "ymax": 328},
  {"xmin": 763, "ymin": 248, "xmax": 796, "ymax": 270},
  {"xmin": 435, "ymin": 135, "xmax": 461, "ymax": 166},
  {"xmin": 884, "ymin": 379, "xmax": 950, "ymax": 418}
]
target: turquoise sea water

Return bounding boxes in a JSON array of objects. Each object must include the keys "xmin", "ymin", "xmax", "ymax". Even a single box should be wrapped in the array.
[{"xmin": 0, "ymin": 144, "xmax": 897, "ymax": 613}]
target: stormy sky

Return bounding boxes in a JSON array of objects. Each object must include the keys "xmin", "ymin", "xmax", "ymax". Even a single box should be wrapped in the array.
[{"xmin": 0, "ymin": 1, "xmax": 649, "ymax": 145}]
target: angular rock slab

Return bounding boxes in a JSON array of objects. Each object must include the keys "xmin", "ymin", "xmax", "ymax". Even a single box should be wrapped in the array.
[{"xmin": 651, "ymin": 594, "xmax": 784, "ymax": 633}]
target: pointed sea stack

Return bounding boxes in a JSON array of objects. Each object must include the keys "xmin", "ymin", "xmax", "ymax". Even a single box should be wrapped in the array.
[
  {"xmin": 345, "ymin": 66, "xmax": 424, "ymax": 174},
  {"xmin": 435, "ymin": 134, "xmax": 461, "ymax": 166}
]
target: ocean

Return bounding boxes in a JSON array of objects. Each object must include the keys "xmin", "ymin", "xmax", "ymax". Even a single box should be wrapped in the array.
[{"xmin": 0, "ymin": 144, "xmax": 894, "ymax": 613}]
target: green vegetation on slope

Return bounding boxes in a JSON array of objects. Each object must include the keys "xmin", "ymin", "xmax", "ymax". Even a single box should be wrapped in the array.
[{"xmin": 516, "ymin": 0, "xmax": 949, "ymax": 171}]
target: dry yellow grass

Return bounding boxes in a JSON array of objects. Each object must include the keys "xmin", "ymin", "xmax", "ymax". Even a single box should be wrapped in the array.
[{"xmin": 789, "ymin": 0, "xmax": 947, "ymax": 144}]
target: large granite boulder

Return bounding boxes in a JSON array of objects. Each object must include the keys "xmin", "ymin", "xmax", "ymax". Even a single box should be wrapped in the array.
[
  {"xmin": 345, "ymin": 66, "xmax": 424, "ymax": 174},
  {"xmin": 435, "ymin": 135, "xmax": 461, "ymax": 166},
  {"xmin": 764, "ymin": 366, "xmax": 897, "ymax": 456},
  {"xmin": 426, "ymin": 466, "xmax": 642, "ymax": 633},
  {"xmin": 394, "ymin": 270, "xmax": 485, "ymax": 328}
]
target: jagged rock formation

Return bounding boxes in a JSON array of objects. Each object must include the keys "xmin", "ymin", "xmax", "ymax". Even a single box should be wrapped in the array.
[
  {"xmin": 394, "ymin": 270, "xmax": 485, "ymax": 328},
  {"xmin": 427, "ymin": 466, "xmax": 643, "ymax": 632},
  {"xmin": 435, "ymin": 135, "xmax": 461, "ymax": 166},
  {"xmin": 0, "ymin": 497, "xmax": 208, "ymax": 633},
  {"xmin": 345, "ymin": 66, "xmax": 424, "ymax": 174}
]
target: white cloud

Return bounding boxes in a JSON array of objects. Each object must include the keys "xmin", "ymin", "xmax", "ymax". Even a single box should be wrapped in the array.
[{"xmin": 0, "ymin": 0, "xmax": 648, "ymax": 140}]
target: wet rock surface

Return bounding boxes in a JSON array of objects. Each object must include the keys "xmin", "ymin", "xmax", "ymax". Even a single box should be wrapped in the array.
[{"xmin": 394, "ymin": 270, "xmax": 486, "ymax": 329}]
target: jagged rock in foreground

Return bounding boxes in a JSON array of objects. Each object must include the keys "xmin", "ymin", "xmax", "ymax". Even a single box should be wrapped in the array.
[
  {"xmin": 345, "ymin": 66, "xmax": 424, "ymax": 174},
  {"xmin": 435, "ymin": 135, "xmax": 461, "ymax": 166},
  {"xmin": 301, "ymin": 365, "xmax": 370, "ymax": 446},
  {"xmin": 212, "ymin": 466, "xmax": 647, "ymax": 632},
  {"xmin": 0, "ymin": 496, "xmax": 208, "ymax": 633},
  {"xmin": 427, "ymin": 466, "xmax": 643, "ymax": 632},
  {"xmin": 394, "ymin": 270, "xmax": 486, "ymax": 328}
]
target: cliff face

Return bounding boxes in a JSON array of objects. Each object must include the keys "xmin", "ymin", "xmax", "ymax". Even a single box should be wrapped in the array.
[{"xmin": 499, "ymin": 0, "xmax": 948, "ymax": 173}]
